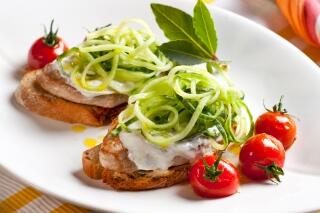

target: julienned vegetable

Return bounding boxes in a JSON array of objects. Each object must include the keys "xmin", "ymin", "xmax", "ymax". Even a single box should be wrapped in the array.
[
  {"xmin": 115, "ymin": 65, "xmax": 254, "ymax": 149},
  {"xmin": 57, "ymin": 19, "xmax": 173, "ymax": 95}
]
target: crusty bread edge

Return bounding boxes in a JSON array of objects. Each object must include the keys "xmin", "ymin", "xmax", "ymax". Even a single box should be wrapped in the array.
[
  {"xmin": 14, "ymin": 70, "xmax": 125, "ymax": 126},
  {"xmin": 82, "ymin": 143, "xmax": 189, "ymax": 191},
  {"xmin": 101, "ymin": 164, "xmax": 189, "ymax": 191},
  {"xmin": 82, "ymin": 144, "xmax": 104, "ymax": 180}
]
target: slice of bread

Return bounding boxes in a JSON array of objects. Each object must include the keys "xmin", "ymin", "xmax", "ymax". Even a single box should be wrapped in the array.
[
  {"xmin": 82, "ymin": 119, "xmax": 190, "ymax": 191},
  {"xmin": 101, "ymin": 164, "xmax": 189, "ymax": 191},
  {"xmin": 83, "ymin": 144, "xmax": 104, "ymax": 179},
  {"xmin": 15, "ymin": 70, "xmax": 125, "ymax": 126}
]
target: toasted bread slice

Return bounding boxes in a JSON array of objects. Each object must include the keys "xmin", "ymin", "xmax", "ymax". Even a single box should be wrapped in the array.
[
  {"xmin": 101, "ymin": 164, "xmax": 189, "ymax": 191},
  {"xmin": 37, "ymin": 64, "xmax": 128, "ymax": 108},
  {"xmin": 83, "ymin": 144, "xmax": 104, "ymax": 179},
  {"xmin": 15, "ymin": 70, "xmax": 125, "ymax": 126},
  {"xmin": 82, "ymin": 119, "xmax": 189, "ymax": 191}
]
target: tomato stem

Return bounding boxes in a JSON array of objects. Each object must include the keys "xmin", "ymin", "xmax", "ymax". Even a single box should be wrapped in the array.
[
  {"xmin": 263, "ymin": 95, "xmax": 288, "ymax": 114},
  {"xmin": 211, "ymin": 54, "xmax": 218, "ymax": 61},
  {"xmin": 43, "ymin": 19, "xmax": 59, "ymax": 47},
  {"xmin": 94, "ymin": 23, "xmax": 112, "ymax": 32},
  {"xmin": 203, "ymin": 152, "xmax": 223, "ymax": 181},
  {"xmin": 256, "ymin": 162, "xmax": 284, "ymax": 183}
]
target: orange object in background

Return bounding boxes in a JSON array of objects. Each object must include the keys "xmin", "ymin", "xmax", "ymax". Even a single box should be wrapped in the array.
[
  {"xmin": 276, "ymin": 0, "xmax": 320, "ymax": 47},
  {"xmin": 305, "ymin": 0, "xmax": 320, "ymax": 45}
]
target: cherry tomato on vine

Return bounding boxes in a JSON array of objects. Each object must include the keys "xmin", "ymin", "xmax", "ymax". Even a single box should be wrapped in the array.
[
  {"xmin": 28, "ymin": 20, "xmax": 68, "ymax": 70},
  {"xmin": 239, "ymin": 133, "xmax": 285, "ymax": 182},
  {"xmin": 255, "ymin": 96, "xmax": 297, "ymax": 150},
  {"xmin": 189, "ymin": 154, "xmax": 240, "ymax": 198}
]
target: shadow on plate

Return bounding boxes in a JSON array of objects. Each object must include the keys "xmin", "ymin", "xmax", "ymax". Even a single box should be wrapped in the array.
[
  {"xmin": 73, "ymin": 168, "xmax": 205, "ymax": 199},
  {"xmin": 239, "ymin": 172, "xmax": 278, "ymax": 186},
  {"xmin": 10, "ymin": 62, "xmax": 26, "ymax": 81},
  {"xmin": 176, "ymin": 173, "xmax": 276, "ymax": 201},
  {"xmin": 72, "ymin": 169, "xmax": 112, "ymax": 190},
  {"xmin": 176, "ymin": 183, "xmax": 204, "ymax": 201}
]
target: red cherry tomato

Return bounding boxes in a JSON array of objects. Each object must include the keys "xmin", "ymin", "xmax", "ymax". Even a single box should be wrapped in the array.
[
  {"xmin": 27, "ymin": 20, "xmax": 68, "ymax": 70},
  {"xmin": 189, "ymin": 154, "xmax": 240, "ymax": 198},
  {"xmin": 239, "ymin": 133, "xmax": 285, "ymax": 182},
  {"xmin": 255, "ymin": 97, "xmax": 297, "ymax": 150},
  {"xmin": 255, "ymin": 112, "xmax": 296, "ymax": 150}
]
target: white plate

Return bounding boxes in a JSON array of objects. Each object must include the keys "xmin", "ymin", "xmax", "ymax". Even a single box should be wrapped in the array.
[{"xmin": 1, "ymin": 0, "xmax": 320, "ymax": 212}]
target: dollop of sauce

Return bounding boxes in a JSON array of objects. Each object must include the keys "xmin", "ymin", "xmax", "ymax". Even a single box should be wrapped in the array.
[
  {"xmin": 83, "ymin": 138, "xmax": 98, "ymax": 148},
  {"xmin": 52, "ymin": 60, "xmax": 115, "ymax": 98},
  {"xmin": 71, "ymin": 125, "xmax": 86, "ymax": 133},
  {"xmin": 119, "ymin": 131, "xmax": 214, "ymax": 170}
]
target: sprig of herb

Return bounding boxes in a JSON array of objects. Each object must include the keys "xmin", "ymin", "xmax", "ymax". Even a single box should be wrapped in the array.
[
  {"xmin": 193, "ymin": 0, "xmax": 217, "ymax": 54},
  {"xmin": 151, "ymin": 0, "xmax": 218, "ymax": 66},
  {"xmin": 160, "ymin": 40, "xmax": 211, "ymax": 65}
]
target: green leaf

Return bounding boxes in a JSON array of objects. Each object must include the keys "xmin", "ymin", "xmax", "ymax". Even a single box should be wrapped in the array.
[
  {"xmin": 193, "ymin": 0, "xmax": 218, "ymax": 54},
  {"xmin": 159, "ymin": 40, "xmax": 210, "ymax": 65},
  {"xmin": 151, "ymin": 3, "xmax": 211, "ymax": 57}
]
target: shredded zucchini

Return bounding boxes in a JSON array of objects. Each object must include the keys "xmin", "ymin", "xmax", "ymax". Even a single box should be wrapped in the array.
[
  {"xmin": 57, "ymin": 19, "xmax": 173, "ymax": 95},
  {"xmin": 116, "ymin": 65, "xmax": 254, "ymax": 149}
]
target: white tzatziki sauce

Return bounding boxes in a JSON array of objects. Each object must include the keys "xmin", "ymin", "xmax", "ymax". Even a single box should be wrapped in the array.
[
  {"xmin": 119, "ymin": 131, "xmax": 215, "ymax": 170},
  {"xmin": 51, "ymin": 60, "xmax": 116, "ymax": 98}
]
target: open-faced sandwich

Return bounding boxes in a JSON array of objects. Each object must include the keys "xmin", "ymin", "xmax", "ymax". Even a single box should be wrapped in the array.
[
  {"xmin": 82, "ymin": 1, "xmax": 297, "ymax": 197},
  {"xmin": 15, "ymin": 0, "xmax": 297, "ymax": 198},
  {"xmin": 83, "ymin": 65, "xmax": 254, "ymax": 190},
  {"xmin": 15, "ymin": 19, "xmax": 173, "ymax": 126}
]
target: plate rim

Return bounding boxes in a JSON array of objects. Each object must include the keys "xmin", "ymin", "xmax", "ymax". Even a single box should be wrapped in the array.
[{"xmin": 1, "ymin": 2, "xmax": 320, "ymax": 212}]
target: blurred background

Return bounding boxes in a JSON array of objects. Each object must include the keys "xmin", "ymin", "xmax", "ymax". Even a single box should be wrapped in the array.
[{"xmin": 214, "ymin": 0, "xmax": 320, "ymax": 65}]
